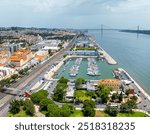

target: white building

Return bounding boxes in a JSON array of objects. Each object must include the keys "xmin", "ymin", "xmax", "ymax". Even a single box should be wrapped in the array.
[{"xmin": 0, "ymin": 67, "xmax": 15, "ymax": 80}]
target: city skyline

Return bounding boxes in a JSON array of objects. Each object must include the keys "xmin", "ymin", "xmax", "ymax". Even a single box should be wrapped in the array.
[{"xmin": 0, "ymin": 0, "xmax": 150, "ymax": 29}]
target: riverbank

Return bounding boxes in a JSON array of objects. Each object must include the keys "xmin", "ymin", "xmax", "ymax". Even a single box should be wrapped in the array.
[
  {"xmin": 121, "ymin": 68, "xmax": 150, "ymax": 102},
  {"xmin": 97, "ymin": 45, "xmax": 117, "ymax": 65}
]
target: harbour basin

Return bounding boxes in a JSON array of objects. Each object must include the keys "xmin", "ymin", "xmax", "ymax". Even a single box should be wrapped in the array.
[{"xmin": 54, "ymin": 58, "xmax": 118, "ymax": 80}]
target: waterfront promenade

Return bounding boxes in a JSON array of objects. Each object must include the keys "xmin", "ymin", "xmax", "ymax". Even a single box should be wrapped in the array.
[
  {"xmin": 97, "ymin": 46, "xmax": 117, "ymax": 65},
  {"xmin": 118, "ymin": 68, "xmax": 150, "ymax": 113},
  {"xmin": 121, "ymin": 68, "xmax": 150, "ymax": 102}
]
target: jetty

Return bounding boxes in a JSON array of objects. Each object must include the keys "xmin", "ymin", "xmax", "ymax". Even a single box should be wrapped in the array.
[
  {"xmin": 97, "ymin": 46, "xmax": 117, "ymax": 65},
  {"xmin": 87, "ymin": 58, "xmax": 100, "ymax": 76},
  {"xmin": 69, "ymin": 58, "xmax": 82, "ymax": 77}
]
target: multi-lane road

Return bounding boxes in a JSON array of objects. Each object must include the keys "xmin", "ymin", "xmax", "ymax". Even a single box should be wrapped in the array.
[{"xmin": 0, "ymin": 35, "xmax": 77, "ymax": 116}]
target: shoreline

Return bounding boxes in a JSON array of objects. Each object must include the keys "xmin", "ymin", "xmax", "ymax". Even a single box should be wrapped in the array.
[
  {"xmin": 120, "ymin": 68, "xmax": 150, "ymax": 102},
  {"xmin": 96, "ymin": 43, "xmax": 117, "ymax": 65}
]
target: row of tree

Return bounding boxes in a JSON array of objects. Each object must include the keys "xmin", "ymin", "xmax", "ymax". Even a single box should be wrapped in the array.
[
  {"xmin": 53, "ymin": 77, "xmax": 69, "ymax": 102},
  {"xmin": 9, "ymin": 99, "xmax": 35, "ymax": 116},
  {"xmin": 0, "ymin": 67, "xmax": 30, "ymax": 88},
  {"xmin": 104, "ymin": 96, "xmax": 138, "ymax": 116},
  {"xmin": 31, "ymin": 89, "xmax": 75, "ymax": 117}
]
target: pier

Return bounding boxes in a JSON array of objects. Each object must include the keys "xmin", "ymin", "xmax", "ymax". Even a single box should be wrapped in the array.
[
  {"xmin": 69, "ymin": 58, "xmax": 82, "ymax": 77},
  {"xmin": 87, "ymin": 58, "xmax": 100, "ymax": 76},
  {"xmin": 98, "ymin": 47, "xmax": 117, "ymax": 65}
]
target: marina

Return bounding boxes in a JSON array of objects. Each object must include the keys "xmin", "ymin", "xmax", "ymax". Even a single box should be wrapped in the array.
[
  {"xmin": 69, "ymin": 58, "xmax": 82, "ymax": 77},
  {"xmin": 87, "ymin": 58, "xmax": 100, "ymax": 76},
  {"xmin": 54, "ymin": 58, "xmax": 117, "ymax": 80}
]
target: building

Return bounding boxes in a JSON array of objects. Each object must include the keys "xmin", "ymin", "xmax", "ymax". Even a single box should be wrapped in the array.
[
  {"xmin": 34, "ymin": 50, "xmax": 48, "ymax": 62},
  {"xmin": 67, "ymin": 50, "xmax": 98, "ymax": 56},
  {"xmin": 34, "ymin": 55, "xmax": 46, "ymax": 62},
  {"xmin": 6, "ymin": 44, "xmax": 21, "ymax": 54},
  {"xmin": 98, "ymin": 79, "xmax": 121, "ymax": 90},
  {"xmin": 0, "ymin": 50, "xmax": 11, "ymax": 66},
  {"xmin": 42, "ymin": 46, "xmax": 60, "ymax": 52},
  {"xmin": 0, "ymin": 67, "xmax": 15, "ymax": 80},
  {"xmin": 9, "ymin": 49, "xmax": 33, "ymax": 67}
]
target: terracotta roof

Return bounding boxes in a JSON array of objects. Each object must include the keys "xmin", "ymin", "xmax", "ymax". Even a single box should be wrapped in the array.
[
  {"xmin": 9, "ymin": 56, "xmax": 22, "ymax": 61},
  {"xmin": 35, "ymin": 55, "xmax": 46, "ymax": 61},
  {"xmin": 0, "ymin": 50, "xmax": 9, "ymax": 55},
  {"xmin": 0, "ymin": 63, "xmax": 4, "ymax": 66},
  {"xmin": 10, "ymin": 49, "xmax": 30, "ymax": 61},
  {"xmin": 99, "ymin": 79, "xmax": 121, "ymax": 85}
]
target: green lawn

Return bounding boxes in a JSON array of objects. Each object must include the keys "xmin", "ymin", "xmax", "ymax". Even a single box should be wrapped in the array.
[
  {"xmin": 8, "ymin": 110, "xmax": 30, "ymax": 117},
  {"xmin": 70, "ymin": 110, "xmax": 84, "ymax": 117},
  {"xmin": 118, "ymin": 112, "xmax": 149, "ymax": 117},
  {"xmin": 7, "ymin": 108, "xmax": 36, "ymax": 117},
  {"xmin": 75, "ymin": 90, "xmax": 92, "ymax": 102}
]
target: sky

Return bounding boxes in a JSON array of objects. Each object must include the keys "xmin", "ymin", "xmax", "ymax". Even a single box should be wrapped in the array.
[{"xmin": 0, "ymin": 0, "xmax": 150, "ymax": 29}]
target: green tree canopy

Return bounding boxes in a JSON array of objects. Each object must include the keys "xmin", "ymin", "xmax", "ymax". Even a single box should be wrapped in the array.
[
  {"xmin": 31, "ymin": 90, "xmax": 49, "ymax": 104},
  {"xmin": 47, "ymin": 103, "xmax": 61, "ymax": 117},
  {"xmin": 83, "ymin": 100, "xmax": 95, "ymax": 117},
  {"xmin": 39, "ymin": 98, "xmax": 54, "ymax": 111},
  {"xmin": 97, "ymin": 87, "xmax": 110, "ymax": 104},
  {"xmin": 111, "ymin": 93, "xmax": 119, "ymax": 101},
  {"xmin": 9, "ymin": 99, "xmax": 21, "ymax": 114},
  {"xmin": 104, "ymin": 105, "xmax": 118, "ymax": 117},
  {"xmin": 60, "ymin": 104, "xmax": 75, "ymax": 117},
  {"xmin": 11, "ymin": 74, "xmax": 18, "ymax": 81},
  {"xmin": 120, "ymin": 99, "xmax": 137, "ymax": 113},
  {"xmin": 83, "ymin": 106, "xmax": 95, "ymax": 117},
  {"xmin": 23, "ymin": 99, "xmax": 35, "ymax": 116},
  {"xmin": 58, "ymin": 77, "xmax": 69, "ymax": 84},
  {"xmin": 83, "ymin": 100, "xmax": 95, "ymax": 108},
  {"xmin": 75, "ymin": 77, "xmax": 86, "ymax": 90}
]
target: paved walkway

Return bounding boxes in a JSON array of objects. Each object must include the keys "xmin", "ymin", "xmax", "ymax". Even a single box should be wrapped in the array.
[{"xmin": 98, "ymin": 47, "xmax": 117, "ymax": 65}]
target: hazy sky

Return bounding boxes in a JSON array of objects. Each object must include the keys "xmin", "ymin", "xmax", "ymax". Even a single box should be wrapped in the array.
[{"xmin": 0, "ymin": 0, "xmax": 150, "ymax": 29}]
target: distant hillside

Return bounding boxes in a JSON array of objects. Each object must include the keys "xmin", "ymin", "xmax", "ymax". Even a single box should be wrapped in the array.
[{"xmin": 120, "ymin": 30, "xmax": 150, "ymax": 35}]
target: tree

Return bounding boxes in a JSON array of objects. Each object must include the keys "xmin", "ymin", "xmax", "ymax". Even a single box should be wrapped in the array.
[
  {"xmin": 23, "ymin": 99, "xmax": 35, "ymax": 116},
  {"xmin": 83, "ymin": 100, "xmax": 95, "ymax": 117},
  {"xmin": 53, "ymin": 87, "xmax": 66, "ymax": 102},
  {"xmin": 125, "ymin": 89, "xmax": 131, "ymax": 96},
  {"xmin": 53, "ymin": 82, "xmax": 67, "ymax": 102},
  {"xmin": 98, "ymin": 87, "xmax": 110, "ymax": 104},
  {"xmin": 58, "ymin": 77, "xmax": 69, "ymax": 84},
  {"xmin": 83, "ymin": 100, "xmax": 95, "ymax": 108},
  {"xmin": 60, "ymin": 104, "xmax": 75, "ymax": 117},
  {"xmin": 98, "ymin": 84, "xmax": 105, "ymax": 90},
  {"xmin": 120, "ymin": 103, "xmax": 131, "ymax": 113},
  {"xmin": 83, "ymin": 106, "xmax": 95, "ymax": 117},
  {"xmin": 39, "ymin": 98, "xmax": 54, "ymax": 111},
  {"xmin": 118, "ymin": 92, "xmax": 123, "ymax": 102},
  {"xmin": 5, "ymin": 78, "xmax": 12, "ymax": 85},
  {"xmin": 47, "ymin": 103, "xmax": 61, "ymax": 117},
  {"xmin": 75, "ymin": 78, "xmax": 86, "ymax": 90},
  {"xmin": 74, "ymin": 90, "xmax": 83, "ymax": 103},
  {"xmin": 31, "ymin": 90, "xmax": 48, "ymax": 104},
  {"xmin": 9, "ymin": 100, "xmax": 21, "ymax": 114},
  {"xmin": 111, "ymin": 93, "xmax": 118, "ymax": 101},
  {"xmin": 19, "ymin": 69, "xmax": 25, "ymax": 75},
  {"xmin": 11, "ymin": 74, "xmax": 18, "ymax": 81},
  {"xmin": 48, "ymin": 49, "xmax": 52, "ymax": 56},
  {"xmin": 104, "ymin": 105, "xmax": 118, "ymax": 117},
  {"xmin": 120, "ymin": 99, "xmax": 137, "ymax": 113},
  {"xmin": 130, "ymin": 96, "xmax": 138, "ymax": 102},
  {"xmin": 86, "ymin": 91, "xmax": 97, "ymax": 99}
]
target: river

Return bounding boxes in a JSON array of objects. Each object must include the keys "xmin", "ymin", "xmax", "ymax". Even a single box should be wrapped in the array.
[{"xmin": 88, "ymin": 30, "xmax": 150, "ymax": 94}]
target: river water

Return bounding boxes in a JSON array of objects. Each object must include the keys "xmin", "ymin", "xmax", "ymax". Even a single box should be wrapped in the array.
[{"xmin": 88, "ymin": 30, "xmax": 150, "ymax": 94}]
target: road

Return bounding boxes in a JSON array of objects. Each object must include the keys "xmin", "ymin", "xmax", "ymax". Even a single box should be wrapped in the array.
[{"xmin": 0, "ymin": 35, "xmax": 77, "ymax": 116}]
